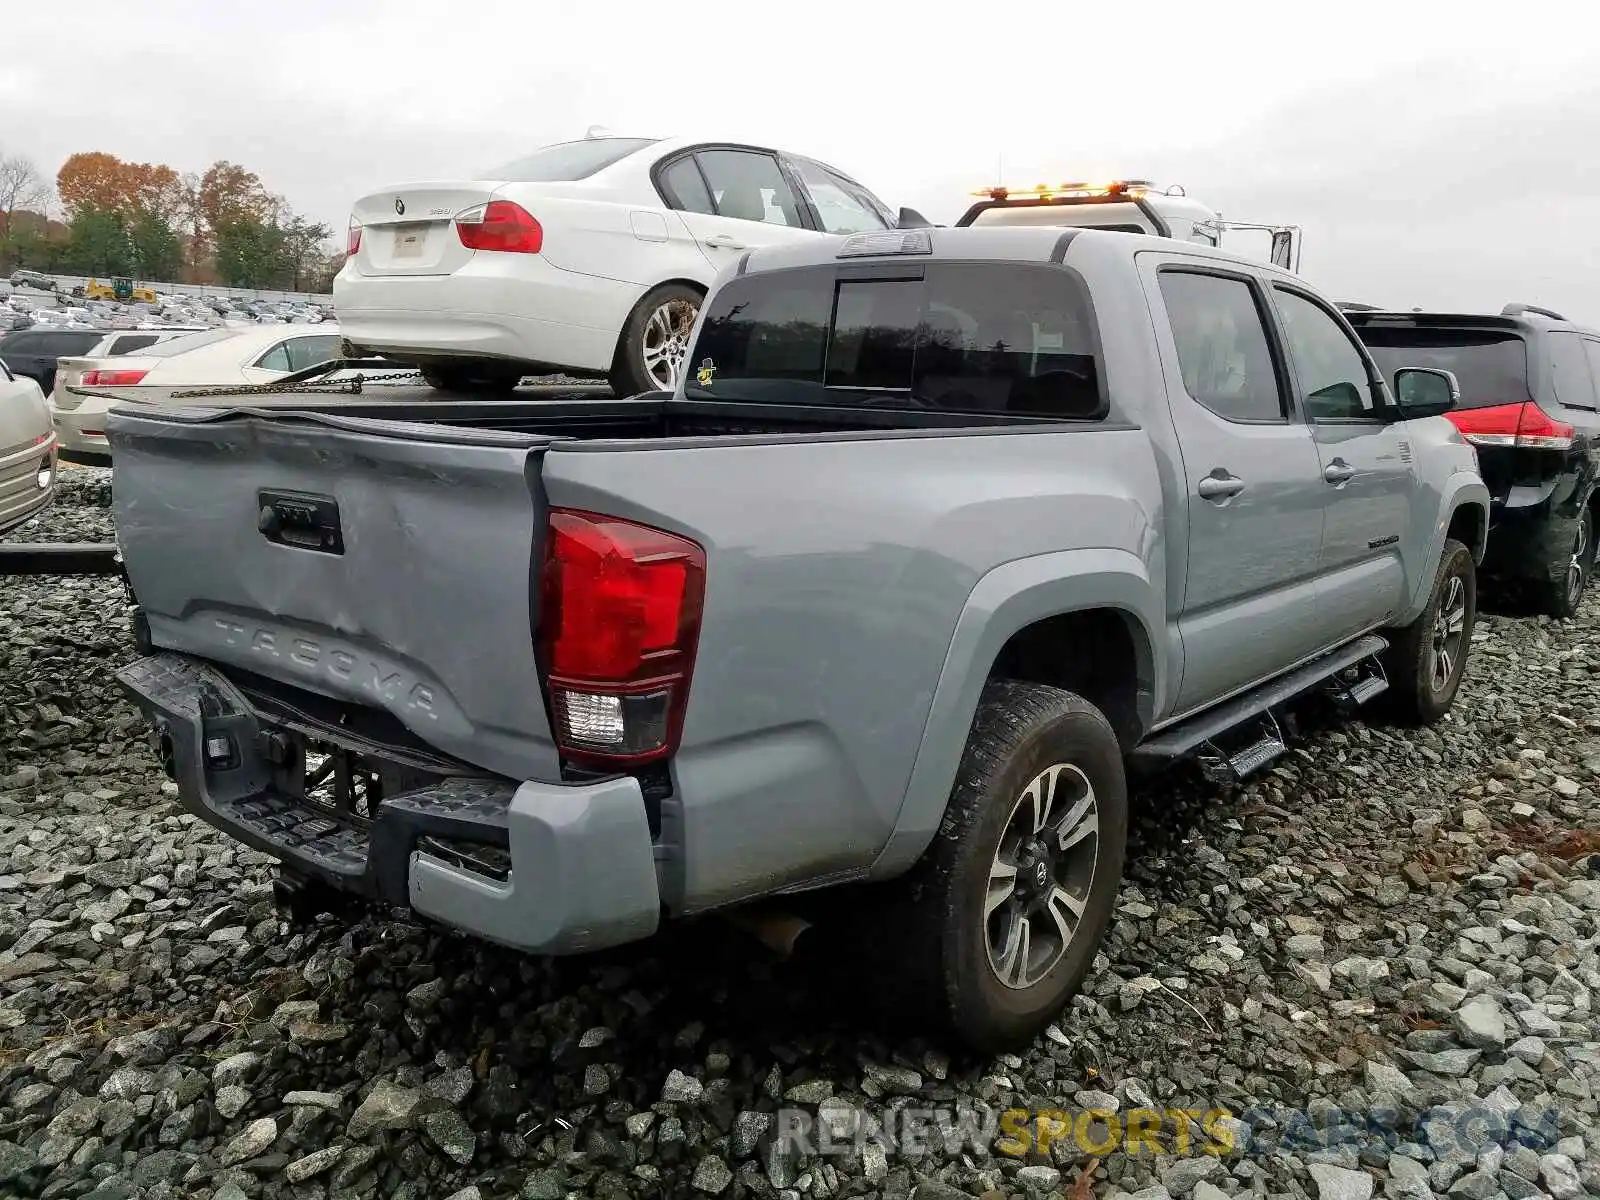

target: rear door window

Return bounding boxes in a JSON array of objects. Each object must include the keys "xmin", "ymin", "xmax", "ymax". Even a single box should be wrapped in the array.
[
  {"xmin": 688, "ymin": 262, "xmax": 1103, "ymax": 419},
  {"xmin": 658, "ymin": 158, "xmax": 716, "ymax": 216},
  {"xmin": 1156, "ymin": 270, "xmax": 1286, "ymax": 423},
  {"xmin": 1353, "ymin": 325, "xmax": 1532, "ymax": 410}
]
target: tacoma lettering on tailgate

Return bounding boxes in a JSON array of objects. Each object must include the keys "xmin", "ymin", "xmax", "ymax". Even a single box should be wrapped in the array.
[{"xmin": 213, "ymin": 619, "xmax": 438, "ymax": 718}]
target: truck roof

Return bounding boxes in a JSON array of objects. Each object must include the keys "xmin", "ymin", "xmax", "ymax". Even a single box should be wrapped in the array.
[{"xmin": 730, "ymin": 225, "xmax": 1286, "ymax": 279}]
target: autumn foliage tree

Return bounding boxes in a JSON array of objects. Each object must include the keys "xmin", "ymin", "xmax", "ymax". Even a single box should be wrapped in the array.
[{"xmin": 27, "ymin": 150, "xmax": 339, "ymax": 289}]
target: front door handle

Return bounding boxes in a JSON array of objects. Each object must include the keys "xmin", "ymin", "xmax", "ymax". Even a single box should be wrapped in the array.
[
  {"xmin": 1197, "ymin": 472, "xmax": 1245, "ymax": 501},
  {"xmin": 703, "ymin": 235, "xmax": 746, "ymax": 250},
  {"xmin": 1323, "ymin": 459, "xmax": 1356, "ymax": 485}
]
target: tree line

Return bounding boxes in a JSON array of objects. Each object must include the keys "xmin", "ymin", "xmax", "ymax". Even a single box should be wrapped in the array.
[{"xmin": 0, "ymin": 148, "xmax": 341, "ymax": 292}]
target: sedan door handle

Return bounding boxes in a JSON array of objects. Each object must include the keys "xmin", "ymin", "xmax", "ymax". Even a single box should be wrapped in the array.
[
  {"xmin": 1323, "ymin": 459, "xmax": 1356, "ymax": 485},
  {"xmin": 1197, "ymin": 472, "xmax": 1245, "ymax": 501},
  {"xmin": 703, "ymin": 235, "xmax": 746, "ymax": 250}
]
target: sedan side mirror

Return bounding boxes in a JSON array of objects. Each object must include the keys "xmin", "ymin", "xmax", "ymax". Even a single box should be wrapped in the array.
[
  {"xmin": 1392, "ymin": 367, "xmax": 1460, "ymax": 420},
  {"xmin": 896, "ymin": 207, "xmax": 933, "ymax": 230}
]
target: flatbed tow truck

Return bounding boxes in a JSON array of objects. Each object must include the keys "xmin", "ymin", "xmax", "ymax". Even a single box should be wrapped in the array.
[{"xmin": 954, "ymin": 178, "xmax": 1302, "ymax": 272}]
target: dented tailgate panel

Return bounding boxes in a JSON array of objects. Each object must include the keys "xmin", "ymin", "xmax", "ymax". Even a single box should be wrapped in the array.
[{"xmin": 107, "ymin": 406, "xmax": 562, "ymax": 782}]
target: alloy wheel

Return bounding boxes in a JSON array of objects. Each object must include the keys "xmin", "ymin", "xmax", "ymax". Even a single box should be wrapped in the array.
[
  {"xmin": 985, "ymin": 763, "xmax": 1100, "ymax": 990},
  {"xmin": 1430, "ymin": 574, "xmax": 1468, "ymax": 692},
  {"xmin": 640, "ymin": 299, "xmax": 698, "ymax": 390},
  {"xmin": 1567, "ymin": 511, "xmax": 1591, "ymax": 608}
]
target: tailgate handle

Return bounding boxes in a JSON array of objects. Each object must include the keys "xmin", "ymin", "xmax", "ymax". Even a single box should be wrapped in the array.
[{"xmin": 258, "ymin": 490, "xmax": 345, "ymax": 556}]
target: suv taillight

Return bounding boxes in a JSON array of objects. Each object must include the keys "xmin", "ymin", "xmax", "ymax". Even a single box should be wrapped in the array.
[
  {"xmin": 81, "ymin": 369, "xmax": 147, "ymax": 387},
  {"xmin": 539, "ymin": 509, "xmax": 705, "ymax": 765},
  {"xmin": 455, "ymin": 201, "xmax": 543, "ymax": 254},
  {"xmin": 346, "ymin": 216, "xmax": 362, "ymax": 258},
  {"xmin": 1447, "ymin": 401, "xmax": 1574, "ymax": 450}
]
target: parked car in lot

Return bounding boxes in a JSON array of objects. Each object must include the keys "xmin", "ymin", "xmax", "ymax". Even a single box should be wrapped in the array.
[
  {"xmin": 112, "ymin": 227, "xmax": 1487, "ymax": 1052},
  {"xmin": 0, "ymin": 328, "xmax": 109, "ymax": 394},
  {"xmin": 8, "ymin": 269, "xmax": 55, "ymax": 292},
  {"xmin": 334, "ymin": 132, "xmax": 923, "ymax": 396},
  {"xmin": 51, "ymin": 325, "xmax": 346, "ymax": 464},
  {"xmin": 0, "ymin": 358, "xmax": 56, "ymax": 537},
  {"xmin": 1350, "ymin": 303, "xmax": 1600, "ymax": 617}
]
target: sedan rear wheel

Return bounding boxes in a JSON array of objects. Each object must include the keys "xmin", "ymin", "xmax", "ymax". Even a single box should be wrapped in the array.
[{"xmin": 611, "ymin": 284, "xmax": 702, "ymax": 397}]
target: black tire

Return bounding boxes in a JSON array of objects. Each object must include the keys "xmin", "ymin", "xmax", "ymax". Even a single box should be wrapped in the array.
[
  {"xmin": 1381, "ymin": 538, "xmax": 1476, "ymax": 726},
  {"xmin": 1533, "ymin": 508, "xmax": 1592, "ymax": 619},
  {"xmin": 609, "ymin": 283, "xmax": 702, "ymax": 397},
  {"xmin": 420, "ymin": 362, "xmax": 523, "ymax": 395},
  {"xmin": 871, "ymin": 680, "xmax": 1128, "ymax": 1054}
]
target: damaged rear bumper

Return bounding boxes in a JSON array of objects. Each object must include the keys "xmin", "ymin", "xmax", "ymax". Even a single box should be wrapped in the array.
[{"xmin": 117, "ymin": 652, "xmax": 660, "ymax": 954}]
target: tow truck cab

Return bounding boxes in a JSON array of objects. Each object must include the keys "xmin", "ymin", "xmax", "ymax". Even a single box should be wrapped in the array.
[{"xmin": 954, "ymin": 180, "xmax": 1301, "ymax": 272}]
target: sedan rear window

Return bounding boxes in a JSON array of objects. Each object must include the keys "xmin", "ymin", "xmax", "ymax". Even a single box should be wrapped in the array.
[
  {"xmin": 1354, "ymin": 325, "xmax": 1532, "ymax": 411},
  {"xmin": 687, "ymin": 263, "xmax": 1103, "ymax": 420},
  {"xmin": 485, "ymin": 138, "xmax": 658, "ymax": 182},
  {"xmin": 140, "ymin": 328, "xmax": 244, "ymax": 358}
]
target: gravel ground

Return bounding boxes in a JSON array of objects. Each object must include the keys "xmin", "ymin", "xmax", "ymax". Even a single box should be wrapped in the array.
[{"xmin": 1, "ymin": 471, "xmax": 1598, "ymax": 1200}]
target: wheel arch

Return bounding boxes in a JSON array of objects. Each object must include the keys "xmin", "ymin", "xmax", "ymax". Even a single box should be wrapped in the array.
[
  {"xmin": 868, "ymin": 548, "xmax": 1163, "ymax": 880},
  {"xmin": 609, "ymin": 278, "xmax": 711, "ymax": 391}
]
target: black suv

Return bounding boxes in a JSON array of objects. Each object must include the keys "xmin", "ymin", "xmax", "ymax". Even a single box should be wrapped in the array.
[
  {"xmin": 1350, "ymin": 304, "xmax": 1600, "ymax": 617},
  {"xmin": 0, "ymin": 328, "xmax": 107, "ymax": 395}
]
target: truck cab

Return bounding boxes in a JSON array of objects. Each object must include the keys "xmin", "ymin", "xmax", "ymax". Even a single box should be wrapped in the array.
[{"xmin": 955, "ymin": 179, "xmax": 1301, "ymax": 272}]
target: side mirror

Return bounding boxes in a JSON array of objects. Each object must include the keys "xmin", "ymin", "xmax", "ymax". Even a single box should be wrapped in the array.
[
  {"xmin": 1392, "ymin": 367, "xmax": 1460, "ymax": 419},
  {"xmin": 896, "ymin": 207, "xmax": 933, "ymax": 230}
]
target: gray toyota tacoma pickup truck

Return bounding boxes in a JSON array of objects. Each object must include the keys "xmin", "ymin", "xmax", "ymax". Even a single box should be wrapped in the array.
[{"xmin": 108, "ymin": 226, "xmax": 1490, "ymax": 1051}]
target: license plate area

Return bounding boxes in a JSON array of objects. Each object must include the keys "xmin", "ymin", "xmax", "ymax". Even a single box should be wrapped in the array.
[{"xmin": 391, "ymin": 222, "xmax": 431, "ymax": 259}]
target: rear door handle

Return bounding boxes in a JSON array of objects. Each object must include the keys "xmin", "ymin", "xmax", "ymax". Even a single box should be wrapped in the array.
[
  {"xmin": 703, "ymin": 235, "xmax": 746, "ymax": 250},
  {"xmin": 1323, "ymin": 459, "xmax": 1356, "ymax": 485},
  {"xmin": 1197, "ymin": 472, "xmax": 1245, "ymax": 501}
]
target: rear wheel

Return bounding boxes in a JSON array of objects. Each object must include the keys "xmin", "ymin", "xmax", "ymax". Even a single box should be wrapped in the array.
[
  {"xmin": 420, "ymin": 362, "xmax": 524, "ymax": 394},
  {"xmin": 1381, "ymin": 538, "xmax": 1475, "ymax": 725},
  {"xmin": 610, "ymin": 284, "xmax": 701, "ymax": 397},
  {"xmin": 1534, "ymin": 509, "xmax": 1592, "ymax": 619},
  {"xmin": 870, "ymin": 680, "xmax": 1128, "ymax": 1053}
]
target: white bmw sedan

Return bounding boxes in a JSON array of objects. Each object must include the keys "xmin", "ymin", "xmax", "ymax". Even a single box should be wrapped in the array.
[{"xmin": 332, "ymin": 133, "xmax": 916, "ymax": 396}]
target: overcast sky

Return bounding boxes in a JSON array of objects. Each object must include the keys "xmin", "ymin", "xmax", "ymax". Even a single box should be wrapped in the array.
[{"xmin": 4, "ymin": 1, "xmax": 1598, "ymax": 318}]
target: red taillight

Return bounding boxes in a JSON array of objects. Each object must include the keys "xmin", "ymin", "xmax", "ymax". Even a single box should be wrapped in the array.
[
  {"xmin": 346, "ymin": 217, "xmax": 362, "ymax": 258},
  {"xmin": 81, "ymin": 369, "xmax": 148, "ymax": 387},
  {"xmin": 455, "ymin": 200, "xmax": 543, "ymax": 254},
  {"xmin": 1446, "ymin": 402, "xmax": 1573, "ymax": 450},
  {"xmin": 539, "ymin": 509, "xmax": 705, "ymax": 765}
]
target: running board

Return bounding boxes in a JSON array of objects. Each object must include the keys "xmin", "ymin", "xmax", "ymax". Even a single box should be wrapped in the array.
[{"xmin": 1131, "ymin": 634, "xmax": 1389, "ymax": 776}]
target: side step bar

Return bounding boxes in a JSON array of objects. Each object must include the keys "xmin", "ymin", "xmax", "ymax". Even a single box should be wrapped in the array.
[{"xmin": 1131, "ymin": 634, "xmax": 1389, "ymax": 780}]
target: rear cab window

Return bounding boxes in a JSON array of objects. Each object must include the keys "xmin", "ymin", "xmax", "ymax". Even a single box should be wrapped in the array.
[{"xmin": 685, "ymin": 262, "xmax": 1103, "ymax": 420}]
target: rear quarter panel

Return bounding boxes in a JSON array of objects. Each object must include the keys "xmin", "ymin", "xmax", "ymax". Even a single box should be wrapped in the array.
[{"xmin": 541, "ymin": 426, "xmax": 1166, "ymax": 911}]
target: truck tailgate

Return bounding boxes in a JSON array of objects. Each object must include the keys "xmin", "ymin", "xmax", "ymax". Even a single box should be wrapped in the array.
[{"xmin": 107, "ymin": 404, "xmax": 563, "ymax": 781}]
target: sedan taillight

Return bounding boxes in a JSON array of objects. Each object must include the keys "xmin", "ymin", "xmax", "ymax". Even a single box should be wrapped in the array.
[
  {"xmin": 81, "ymin": 369, "xmax": 148, "ymax": 387},
  {"xmin": 455, "ymin": 201, "xmax": 543, "ymax": 254}
]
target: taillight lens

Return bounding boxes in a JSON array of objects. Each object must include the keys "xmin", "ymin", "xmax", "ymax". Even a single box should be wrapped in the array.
[
  {"xmin": 346, "ymin": 217, "xmax": 362, "ymax": 258},
  {"xmin": 539, "ymin": 509, "xmax": 705, "ymax": 765},
  {"xmin": 456, "ymin": 200, "xmax": 543, "ymax": 254},
  {"xmin": 81, "ymin": 369, "xmax": 148, "ymax": 387},
  {"xmin": 1446, "ymin": 402, "xmax": 1573, "ymax": 450}
]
